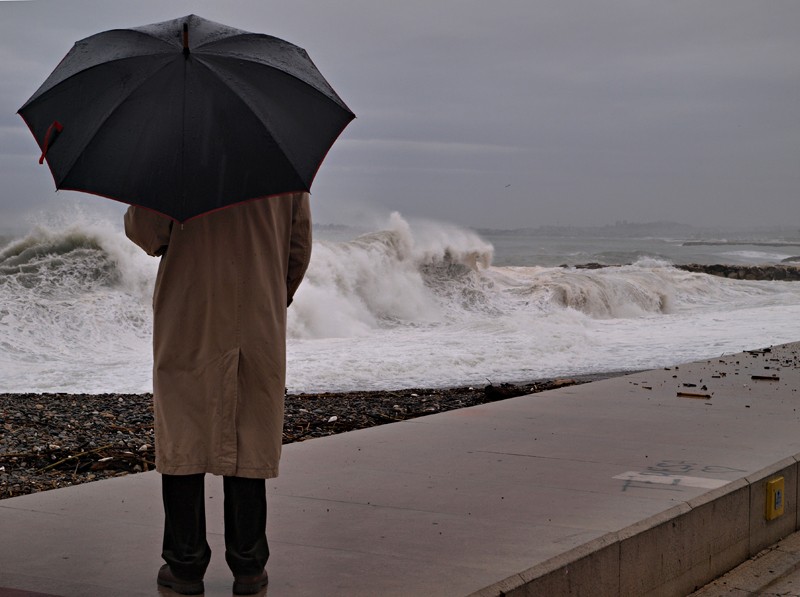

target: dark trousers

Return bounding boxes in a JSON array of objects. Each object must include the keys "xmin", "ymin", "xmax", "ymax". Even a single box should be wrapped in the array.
[{"xmin": 161, "ymin": 473, "xmax": 269, "ymax": 579}]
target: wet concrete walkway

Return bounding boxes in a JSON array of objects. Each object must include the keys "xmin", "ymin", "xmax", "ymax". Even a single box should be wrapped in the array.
[{"xmin": 2, "ymin": 343, "xmax": 800, "ymax": 596}]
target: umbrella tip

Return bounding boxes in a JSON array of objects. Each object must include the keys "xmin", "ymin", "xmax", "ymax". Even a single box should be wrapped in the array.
[{"xmin": 182, "ymin": 22, "xmax": 189, "ymax": 56}]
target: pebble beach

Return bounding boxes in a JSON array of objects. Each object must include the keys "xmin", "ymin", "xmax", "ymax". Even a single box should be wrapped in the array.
[{"xmin": 0, "ymin": 376, "xmax": 603, "ymax": 500}]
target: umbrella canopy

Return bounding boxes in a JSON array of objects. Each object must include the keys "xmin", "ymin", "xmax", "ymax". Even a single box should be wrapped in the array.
[{"xmin": 18, "ymin": 14, "xmax": 355, "ymax": 222}]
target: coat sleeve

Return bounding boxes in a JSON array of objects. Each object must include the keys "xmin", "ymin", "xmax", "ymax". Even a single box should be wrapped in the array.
[
  {"xmin": 287, "ymin": 192, "xmax": 312, "ymax": 306},
  {"xmin": 124, "ymin": 206, "xmax": 173, "ymax": 257}
]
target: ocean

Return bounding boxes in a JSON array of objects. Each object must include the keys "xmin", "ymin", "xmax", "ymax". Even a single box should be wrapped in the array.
[{"xmin": 2, "ymin": 212, "xmax": 800, "ymax": 394}]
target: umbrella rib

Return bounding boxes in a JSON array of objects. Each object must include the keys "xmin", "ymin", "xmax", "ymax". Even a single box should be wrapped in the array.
[
  {"xmin": 21, "ymin": 30, "xmax": 177, "ymax": 109},
  {"xmin": 52, "ymin": 56, "xmax": 176, "ymax": 189},
  {"xmin": 194, "ymin": 34, "xmax": 350, "ymax": 110},
  {"xmin": 192, "ymin": 56, "xmax": 308, "ymax": 189}
]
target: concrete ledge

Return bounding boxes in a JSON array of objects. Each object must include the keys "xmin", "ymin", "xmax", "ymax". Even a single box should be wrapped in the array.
[
  {"xmin": 469, "ymin": 533, "xmax": 622, "ymax": 597},
  {"xmin": 472, "ymin": 463, "xmax": 800, "ymax": 596},
  {"xmin": 746, "ymin": 457, "xmax": 798, "ymax": 555},
  {"xmin": 618, "ymin": 483, "xmax": 749, "ymax": 596},
  {"xmin": 691, "ymin": 528, "xmax": 800, "ymax": 596}
]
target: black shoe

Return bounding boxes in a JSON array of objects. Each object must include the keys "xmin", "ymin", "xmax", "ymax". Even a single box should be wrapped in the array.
[
  {"xmin": 157, "ymin": 564, "xmax": 205, "ymax": 595},
  {"xmin": 233, "ymin": 569, "xmax": 269, "ymax": 595}
]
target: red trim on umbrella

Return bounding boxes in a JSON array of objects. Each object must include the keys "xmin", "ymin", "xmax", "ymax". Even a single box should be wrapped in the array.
[{"xmin": 38, "ymin": 121, "xmax": 64, "ymax": 164}]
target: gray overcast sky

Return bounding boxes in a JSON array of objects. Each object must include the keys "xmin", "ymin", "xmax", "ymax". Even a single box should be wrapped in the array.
[{"xmin": 1, "ymin": 0, "xmax": 799, "ymax": 231}]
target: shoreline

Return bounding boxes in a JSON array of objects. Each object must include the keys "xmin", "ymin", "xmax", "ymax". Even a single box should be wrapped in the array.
[{"xmin": 0, "ymin": 373, "xmax": 622, "ymax": 500}]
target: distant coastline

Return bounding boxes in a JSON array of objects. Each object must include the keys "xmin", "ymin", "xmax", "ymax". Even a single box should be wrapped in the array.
[
  {"xmin": 315, "ymin": 221, "xmax": 800, "ymax": 242},
  {"xmin": 472, "ymin": 222, "xmax": 800, "ymax": 241},
  {"xmin": 682, "ymin": 241, "xmax": 800, "ymax": 247}
]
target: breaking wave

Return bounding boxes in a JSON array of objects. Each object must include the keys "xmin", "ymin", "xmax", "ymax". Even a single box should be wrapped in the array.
[
  {"xmin": 0, "ymin": 221, "xmax": 156, "ymax": 392},
  {"xmin": 2, "ymin": 212, "xmax": 800, "ymax": 393},
  {"xmin": 289, "ymin": 214, "xmax": 793, "ymax": 338}
]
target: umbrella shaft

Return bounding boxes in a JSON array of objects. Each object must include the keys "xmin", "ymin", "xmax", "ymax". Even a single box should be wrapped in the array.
[{"xmin": 182, "ymin": 23, "xmax": 189, "ymax": 56}]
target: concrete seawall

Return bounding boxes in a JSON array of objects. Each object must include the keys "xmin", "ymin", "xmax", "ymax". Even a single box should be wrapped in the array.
[{"xmin": 2, "ymin": 343, "xmax": 800, "ymax": 595}]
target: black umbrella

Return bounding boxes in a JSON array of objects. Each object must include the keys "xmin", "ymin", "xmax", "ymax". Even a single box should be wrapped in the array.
[{"xmin": 18, "ymin": 14, "xmax": 355, "ymax": 222}]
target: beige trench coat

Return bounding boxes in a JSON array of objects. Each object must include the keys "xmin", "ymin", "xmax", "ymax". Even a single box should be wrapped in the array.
[{"xmin": 124, "ymin": 193, "xmax": 311, "ymax": 478}]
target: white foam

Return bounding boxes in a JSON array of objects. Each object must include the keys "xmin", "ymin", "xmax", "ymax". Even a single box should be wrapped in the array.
[
  {"xmin": 286, "ymin": 254, "xmax": 800, "ymax": 392},
  {"xmin": 288, "ymin": 212, "xmax": 493, "ymax": 339},
  {"xmin": 0, "ymin": 215, "xmax": 156, "ymax": 393},
  {"xmin": 3, "ymin": 213, "xmax": 800, "ymax": 394},
  {"xmin": 720, "ymin": 249, "xmax": 796, "ymax": 263}
]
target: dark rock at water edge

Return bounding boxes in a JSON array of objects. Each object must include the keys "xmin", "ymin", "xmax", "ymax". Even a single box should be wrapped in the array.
[
  {"xmin": 560, "ymin": 262, "xmax": 800, "ymax": 281},
  {"xmin": 677, "ymin": 264, "xmax": 800, "ymax": 281}
]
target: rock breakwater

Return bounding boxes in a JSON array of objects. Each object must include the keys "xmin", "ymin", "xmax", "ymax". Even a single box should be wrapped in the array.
[
  {"xmin": 676, "ymin": 264, "xmax": 800, "ymax": 281},
  {"xmin": 564, "ymin": 263, "xmax": 800, "ymax": 281}
]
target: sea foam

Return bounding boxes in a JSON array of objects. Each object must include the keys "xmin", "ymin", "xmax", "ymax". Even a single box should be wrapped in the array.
[{"xmin": 2, "ymin": 213, "xmax": 800, "ymax": 393}]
